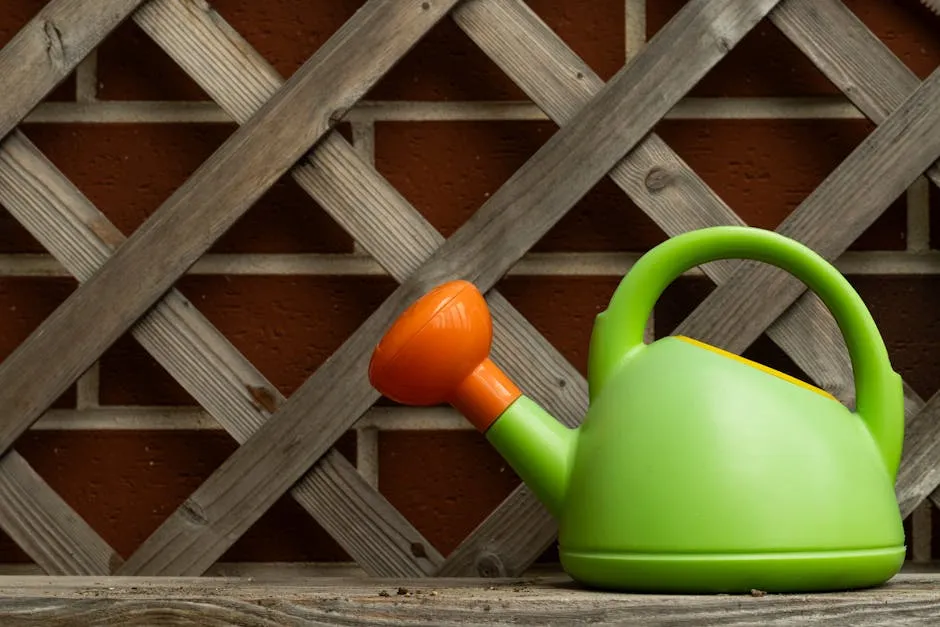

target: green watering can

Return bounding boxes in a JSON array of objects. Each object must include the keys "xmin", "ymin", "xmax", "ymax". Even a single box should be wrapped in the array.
[{"xmin": 369, "ymin": 226, "xmax": 905, "ymax": 593}]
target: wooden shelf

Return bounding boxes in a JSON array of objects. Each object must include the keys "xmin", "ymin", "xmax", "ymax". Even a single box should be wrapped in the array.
[{"xmin": 0, "ymin": 571, "xmax": 937, "ymax": 625}]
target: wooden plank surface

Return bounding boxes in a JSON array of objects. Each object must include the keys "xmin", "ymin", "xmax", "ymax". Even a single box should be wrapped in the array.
[
  {"xmin": 0, "ymin": 0, "xmax": 143, "ymax": 141},
  {"xmin": 0, "ymin": 572, "xmax": 936, "ymax": 625},
  {"xmin": 0, "ymin": 0, "xmax": 453, "ymax": 467},
  {"xmin": 116, "ymin": 0, "xmax": 778, "ymax": 577},
  {"xmin": 0, "ymin": 129, "xmax": 442, "ymax": 578}
]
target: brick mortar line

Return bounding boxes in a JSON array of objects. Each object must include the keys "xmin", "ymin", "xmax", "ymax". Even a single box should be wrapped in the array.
[{"xmin": 22, "ymin": 97, "xmax": 864, "ymax": 124}]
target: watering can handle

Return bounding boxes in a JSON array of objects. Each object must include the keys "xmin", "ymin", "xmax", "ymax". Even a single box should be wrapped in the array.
[{"xmin": 595, "ymin": 226, "xmax": 903, "ymax": 477}]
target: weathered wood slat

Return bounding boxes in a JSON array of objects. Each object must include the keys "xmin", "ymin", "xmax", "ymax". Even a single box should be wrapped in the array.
[
  {"xmin": 115, "ymin": 0, "xmax": 778, "ymax": 576},
  {"xmin": 0, "ymin": 0, "xmax": 144, "ymax": 140},
  {"xmin": 770, "ymin": 0, "xmax": 940, "ymax": 188},
  {"xmin": 0, "ymin": 451, "xmax": 120, "ymax": 575},
  {"xmin": 673, "ymin": 68, "xmax": 940, "ymax": 355},
  {"xmin": 0, "ymin": 572, "xmax": 935, "ymax": 625},
  {"xmin": 0, "ymin": 129, "xmax": 442, "ymax": 578},
  {"xmin": 0, "ymin": 0, "xmax": 454, "ymax": 465}
]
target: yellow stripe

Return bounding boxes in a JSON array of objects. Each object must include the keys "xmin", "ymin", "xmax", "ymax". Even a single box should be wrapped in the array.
[{"xmin": 676, "ymin": 336, "xmax": 837, "ymax": 401}]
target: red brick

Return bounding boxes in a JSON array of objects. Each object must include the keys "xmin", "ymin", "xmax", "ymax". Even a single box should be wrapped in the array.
[
  {"xmin": 21, "ymin": 123, "xmax": 354, "ymax": 253},
  {"xmin": 369, "ymin": 0, "xmax": 625, "ymax": 100},
  {"xmin": 0, "ymin": 1, "xmax": 75, "ymax": 102},
  {"xmin": 648, "ymin": 1, "xmax": 940, "ymax": 97},
  {"xmin": 496, "ymin": 276, "xmax": 623, "ymax": 377},
  {"xmin": 849, "ymin": 276, "xmax": 940, "ymax": 400},
  {"xmin": 378, "ymin": 430, "xmax": 522, "ymax": 555},
  {"xmin": 375, "ymin": 121, "xmax": 666, "ymax": 253},
  {"xmin": 0, "ymin": 278, "xmax": 77, "ymax": 409},
  {"xmin": 100, "ymin": 276, "xmax": 397, "ymax": 405},
  {"xmin": 15, "ymin": 430, "xmax": 356, "ymax": 561},
  {"xmin": 654, "ymin": 119, "xmax": 907, "ymax": 251},
  {"xmin": 97, "ymin": 1, "xmax": 366, "ymax": 101},
  {"xmin": 847, "ymin": 0, "xmax": 940, "ymax": 81}
]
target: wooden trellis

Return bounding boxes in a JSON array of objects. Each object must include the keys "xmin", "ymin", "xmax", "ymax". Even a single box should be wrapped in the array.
[{"xmin": 0, "ymin": 0, "xmax": 937, "ymax": 584}]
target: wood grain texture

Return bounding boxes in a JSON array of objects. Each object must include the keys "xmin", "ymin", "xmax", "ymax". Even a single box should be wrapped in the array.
[
  {"xmin": 0, "ymin": 130, "xmax": 441, "ymax": 578},
  {"xmin": 0, "ymin": 451, "xmax": 120, "ymax": 575},
  {"xmin": 0, "ymin": 572, "xmax": 935, "ymax": 625},
  {"xmin": 0, "ymin": 0, "xmax": 144, "ymax": 140},
  {"xmin": 0, "ymin": 0, "xmax": 453, "ymax": 468},
  {"xmin": 771, "ymin": 0, "xmax": 940, "ymax": 188},
  {"xmin": 674, "ymin": 68, "xmax": 940, "ymax": 355},
  {"xmin": 115, "ymin": 0, "xmax": 777, "ymax": 577}
]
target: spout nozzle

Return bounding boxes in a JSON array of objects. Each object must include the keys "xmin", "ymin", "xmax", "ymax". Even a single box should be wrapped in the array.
[{"xmin": 369, "ymin": 280, "xmax": 521, "ymax": 431}]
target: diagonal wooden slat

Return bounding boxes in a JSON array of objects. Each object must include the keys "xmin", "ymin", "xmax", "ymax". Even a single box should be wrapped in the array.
[
  {"xmin": 0, "ymin": 450, "xmax": 120, "ymax": 575},
  {"xmin": 115, "ymin": 0, "xmax": 781, "ymax": 576},
  {"xmin": 0, "ymin": 0, "xmax": 145, "ymax": 141},
  {"xmin": 0, "ymin": 128, "xmax": 442, "ymax": 577},
  {"xmin": 0, "ymin": 0, "xmax": 455, "ymax": 463},
  {"xmin": 672, "ymin": 69, "xmax": 940, "ymax": 375}
]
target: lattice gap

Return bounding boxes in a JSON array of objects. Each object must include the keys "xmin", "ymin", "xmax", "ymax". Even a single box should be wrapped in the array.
[{"xmin": 0, "ymin": 0, "xmax": 936, "ymax": 578}]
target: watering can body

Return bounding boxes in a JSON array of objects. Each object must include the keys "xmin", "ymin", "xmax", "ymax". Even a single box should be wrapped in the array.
[{"xmin": 369, "ymin": 227, "xmax": 906, "ymax": 593}]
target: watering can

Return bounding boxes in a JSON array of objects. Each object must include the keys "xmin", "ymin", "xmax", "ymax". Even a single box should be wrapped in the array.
[{"xmin": 368, "ymin": 226, "xmax": 906, "ymax": 593}]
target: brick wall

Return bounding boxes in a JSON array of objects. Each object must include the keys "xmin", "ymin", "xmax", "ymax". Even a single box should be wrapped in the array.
[{"xmin": 1, "ymin": 0, "xmax": 940, "ymax": 568}]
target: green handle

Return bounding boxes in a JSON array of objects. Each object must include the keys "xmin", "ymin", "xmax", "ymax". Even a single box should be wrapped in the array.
[{"xmin": 593, "ymin": 226, "xmax": 903, "ymax": 477}]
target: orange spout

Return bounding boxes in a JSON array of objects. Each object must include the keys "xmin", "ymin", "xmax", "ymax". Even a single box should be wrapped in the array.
[{"xmin": 368, "ymin": 280, "xmax": 521, "ymax": 432}]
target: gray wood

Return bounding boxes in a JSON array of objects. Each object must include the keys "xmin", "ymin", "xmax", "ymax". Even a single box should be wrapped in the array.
[
  {"xmin": 0, "ymin": 0, "xmax": 144, "ymax": 141},
  {"xmin": 0, "ymin": 130, "xmax": 441, "ymax": 578},
  {"xmin": 673, "ymin": 68, "xmax": 940, "ymax": 355},
  {"xmin": 115, "ymin": 0, "xmax": 778, "ymax": 577},
  {"xmin": 0, "ymin": 451, "xmax": 120, "ymax": 575},
  {"xmin": 0, "ymin": 0, "xmax": 454, "ymax": 463},
  {"xmin": 771, "ymin": 0, "xmax": 940, "ymax": 188},
  {"xmin": 0, "ymin": 572, "xmax": 935, "ymax": 625}
]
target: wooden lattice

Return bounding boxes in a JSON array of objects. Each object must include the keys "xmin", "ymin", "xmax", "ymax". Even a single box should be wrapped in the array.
[{"xmin": 0, "ymin": 0, "xmax": 937, "ymax": 579}]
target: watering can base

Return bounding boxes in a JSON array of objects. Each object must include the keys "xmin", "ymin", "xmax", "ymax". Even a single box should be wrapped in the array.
[{"xmin": 559, "ymin": 546, "xmax": 906, "ymax": 594}]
